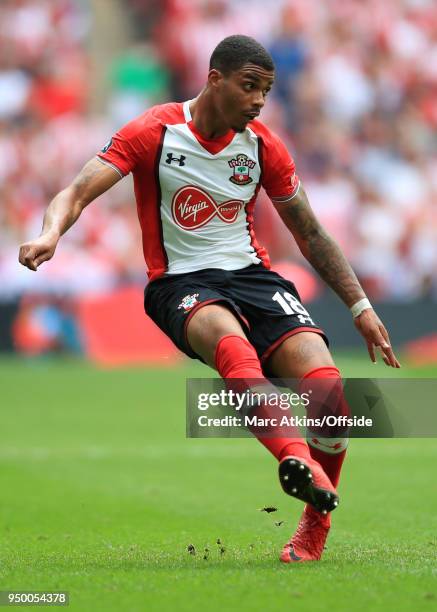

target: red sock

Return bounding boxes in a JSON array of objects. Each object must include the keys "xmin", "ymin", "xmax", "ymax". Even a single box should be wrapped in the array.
[
  {"xmin": 299, "ymin": 366, "xmax": 348, "ymax": 488},
  {"xmin": 215, "ymin": 335, "xmax": 311, "ymax": 461}
]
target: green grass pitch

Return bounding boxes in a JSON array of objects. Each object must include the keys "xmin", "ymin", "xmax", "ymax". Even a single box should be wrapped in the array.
[{"xmin": 0, "ymin": 353, "xmax": 436, "ymax": 611}]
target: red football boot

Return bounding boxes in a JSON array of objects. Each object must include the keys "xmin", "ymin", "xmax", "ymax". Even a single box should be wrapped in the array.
[
  {"xmin": 280, "ymin": 505, "xmax": 331, "ymax": 563},
  {"xmin": 278, "ymin": 455, "xmax": 339, "ymax": 514}
]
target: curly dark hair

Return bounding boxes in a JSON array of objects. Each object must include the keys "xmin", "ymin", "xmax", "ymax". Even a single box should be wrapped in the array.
[{"xmin": 209, "ymin": 35, "xmax": 274, "ymax": 75}]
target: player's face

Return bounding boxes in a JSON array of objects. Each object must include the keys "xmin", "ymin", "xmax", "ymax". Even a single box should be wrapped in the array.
[{"xmin": 216, "ymin": 64, "xmax": 275, "ymax": 132}]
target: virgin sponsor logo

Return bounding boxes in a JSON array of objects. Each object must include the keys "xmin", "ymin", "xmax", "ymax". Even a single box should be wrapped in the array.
[{"xmin": 172, "ymin": 185, "xmax": 243, "ymax": 230}]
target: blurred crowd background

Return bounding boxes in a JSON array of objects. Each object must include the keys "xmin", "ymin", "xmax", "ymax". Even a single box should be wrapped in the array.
[{"xmin": 1, "ymin": 0, "xmax": 436, "ymax": 356}]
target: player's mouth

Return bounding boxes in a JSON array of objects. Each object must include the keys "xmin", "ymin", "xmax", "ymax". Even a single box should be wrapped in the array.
[{"xmin": 244, "ymin": 111, "xmax": 260, "ymax": 120}]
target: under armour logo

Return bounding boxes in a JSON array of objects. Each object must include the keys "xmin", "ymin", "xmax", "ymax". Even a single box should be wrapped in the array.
[{"xmin": 166, "ymin": 152, "xmax": 186, "ymax": 166}]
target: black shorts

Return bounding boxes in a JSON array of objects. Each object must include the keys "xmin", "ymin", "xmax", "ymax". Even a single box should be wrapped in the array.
[{"xmin": 144, "ymin": 263, "xmax": 328, "ymax": 366}]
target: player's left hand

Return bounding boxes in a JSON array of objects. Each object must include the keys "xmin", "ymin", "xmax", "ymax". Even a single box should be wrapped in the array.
[{"xmin": 354, "ymin": 309, "xmax": 401, "ymax": 368}]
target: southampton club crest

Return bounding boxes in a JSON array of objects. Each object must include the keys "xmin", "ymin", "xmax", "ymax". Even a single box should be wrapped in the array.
[
  {"xmin": 228, "ymin": 154, "xmax": 256, "ymax": 185},
  {"xmin": 177, "ymin": 293, "xmax": 200, "ymax": 312}
]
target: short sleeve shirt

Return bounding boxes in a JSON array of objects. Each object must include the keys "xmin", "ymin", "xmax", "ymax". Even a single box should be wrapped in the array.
[{"xmin": 98, "ymin": 101, "xmax": 300, "ymax": 280}]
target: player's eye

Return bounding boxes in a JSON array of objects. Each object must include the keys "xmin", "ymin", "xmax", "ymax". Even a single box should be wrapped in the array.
[{"xmin": 243, "ymin": 82, "xmax": 256, "ymax": 91}]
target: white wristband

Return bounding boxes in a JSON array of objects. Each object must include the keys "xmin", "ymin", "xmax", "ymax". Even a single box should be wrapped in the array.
[{"xmin": 350, "ymin": 298, "xmax": 372, "ymax": 318}]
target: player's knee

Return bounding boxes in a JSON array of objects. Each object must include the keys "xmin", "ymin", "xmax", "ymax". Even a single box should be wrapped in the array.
[
  {"xmin": 268, "ymin": 331, "xmax": 334, "ymax": 379},
  {"xmin": 186, "ymin": 303, "xmax": 246, "ymax": 367},
  {"xmin": 188, "ymin": 303, "xmax": 243, "ymax": 339}
]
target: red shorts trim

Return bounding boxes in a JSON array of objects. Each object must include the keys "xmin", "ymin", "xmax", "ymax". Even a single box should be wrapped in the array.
[{"xmin": 261, "ymin": 327, "xmax": 327, "ymax": 364}]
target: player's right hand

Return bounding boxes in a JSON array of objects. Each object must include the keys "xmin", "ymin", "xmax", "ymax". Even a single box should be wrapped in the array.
[{"xmin": 18, "ymin": 233, "xmax": 59, "ymax": 271}]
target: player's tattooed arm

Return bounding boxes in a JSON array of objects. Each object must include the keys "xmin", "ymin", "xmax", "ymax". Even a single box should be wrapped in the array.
[
  {"xmin": 273, "ymin": 184, "xmax": 401, "ymax": 367},
  {"xmin": 19, "ymin": 157, "xmax": 121, "ymax": 271},
  {"xmin": 273, "ymin": 185, "xmax": 364, "ymax": 307}
]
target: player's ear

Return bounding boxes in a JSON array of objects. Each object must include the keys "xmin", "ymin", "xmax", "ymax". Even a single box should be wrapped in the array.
[{"xmin": 208, "ymin": 68, "xmax": 224, "ymax": 89}]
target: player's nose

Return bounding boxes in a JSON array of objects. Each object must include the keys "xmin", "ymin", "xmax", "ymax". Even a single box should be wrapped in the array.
[{"xmin": 252, "ymin": 91, "xmax": 265, "ymax": 110}]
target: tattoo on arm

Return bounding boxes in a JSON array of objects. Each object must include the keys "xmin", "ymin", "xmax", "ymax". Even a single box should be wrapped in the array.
[
  {"xmin": 72, "ymin": 157, "xmax": 121, "ymax": 206},
  {"xmin": 273, "ymin": 185, "xmax": 365, "ymax": 307},
  {"xmin": 73, "ymin": 160, "xmax": 102, "ymax": 190}
]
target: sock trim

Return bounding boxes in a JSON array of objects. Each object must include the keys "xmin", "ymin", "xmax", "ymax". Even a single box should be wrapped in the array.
[
  {"xmin": 307, "ymin": 435, "xmax": 349, "ymax": 454},
  {"xmin": 302, "ymin": 365, "xmax": 341, "ymax": 380}
]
